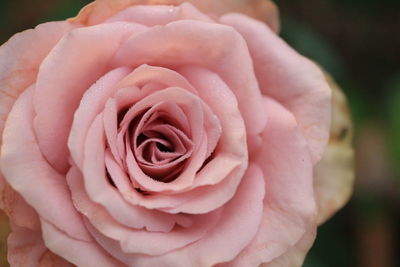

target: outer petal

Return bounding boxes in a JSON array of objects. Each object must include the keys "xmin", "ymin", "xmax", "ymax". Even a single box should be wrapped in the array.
[
  {"xmin": 70, "ymin": 0, "xmax": 279, "ymax": 32},
  {"xmin": 0, "ymin": 179, "xmax": 40, "ymax": 231},
  {"xmin": 41, "ymin": 220, "xmax": 122, "ymax": 267},
  {"xmin": 0, "ymin": 87, "xmax": 91, "ymax": 242},
  {"xmin": 33, "ymin": 22, "xmax": 147, "ymax": 173},
  {"xmin": 7, "ymin": 223, "xmax": 73, "ymax": 267},
  {"xmin": 230, "ymin": 97, "xmax": 317, "ymax": 266},
  {"xmin": 264, "ymin": 226, "xmax": 317, "ymax": 267},
  {"xmin": 129, "ymin": 164, "xmax": 265, "ymax": 267},
  {"xmin": 7, "ymin": 223, "xmax": 47, "ymax": 267},
  {"xmin": 314, "ymin": 74, "xmax": 354, "ymax": 224},
  {"xmin": 68, "ymin": 67, "xmax": 132, "ymax": 168},
  {"xmin": 221, "ymin": 14, "xmax": 331, "ymax": 164},
  {"xmin": 0, "ymin": 21, "xmax": 77, "ymax": 142}
]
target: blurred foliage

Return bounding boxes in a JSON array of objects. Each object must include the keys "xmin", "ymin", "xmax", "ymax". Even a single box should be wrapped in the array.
[{"xmin": 386, "ymin": 76, "xmax": 400, "ymax": 178}]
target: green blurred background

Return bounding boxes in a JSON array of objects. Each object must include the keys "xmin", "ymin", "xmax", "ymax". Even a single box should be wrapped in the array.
[{"xmin": 0, "ymin": 0, "xmax": 399, "ymax": 266}]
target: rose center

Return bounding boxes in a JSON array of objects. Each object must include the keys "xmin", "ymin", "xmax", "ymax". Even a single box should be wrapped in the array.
[{"xmin": 126, "ymin": 102, "xmax": 194, "ymax": 183}]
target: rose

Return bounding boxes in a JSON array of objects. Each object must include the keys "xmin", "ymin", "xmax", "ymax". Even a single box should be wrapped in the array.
[{"xmin": 0, "ymin": 0, "xmax": 352, "ymax": 266}]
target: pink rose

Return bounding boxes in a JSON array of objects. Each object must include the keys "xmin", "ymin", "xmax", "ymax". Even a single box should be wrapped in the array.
[{"xmin": 0, "ymin": 0, "xmax": 352, "ymax": 266}]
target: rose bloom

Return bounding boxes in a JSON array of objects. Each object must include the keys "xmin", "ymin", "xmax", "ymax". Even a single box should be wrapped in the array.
[{"xmin": 0, "ymin": 0, "xmax": 354, "ymax": 266}]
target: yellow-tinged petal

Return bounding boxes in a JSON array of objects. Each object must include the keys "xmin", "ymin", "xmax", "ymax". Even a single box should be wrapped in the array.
[
  {"xmin": 70, "ymin": 0, "xmax": 280, "ymax": 32},
  {"xmin": 314, "ymin": 74, "xmax": 355, "ymax": 224}
]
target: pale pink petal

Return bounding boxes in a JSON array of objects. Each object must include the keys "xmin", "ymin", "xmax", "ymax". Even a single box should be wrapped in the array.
[
  {"xmin": 221, "ymin": 14, "xmax": 331, "ymax": 163},
  {"xmin": 0, "ymin": 21, "xmax": 77, "ymax": 142},
  {"xmin": 104, "ymin": 150, "xmax": 139, "ymax": 198},
  {"xmin": 68, "ymin": 67, "xmax": 131, "ymax": 168},
  {"xmin": 40, "ymin": 220, "xmax": 121, "ymax": 267},
  {"xmin": 230, "ymin": 97, "xmax": 317, "ymax": 266},
  {"xmin": 160, "ymin": 161, "xmax": 246, "ymax": 214},
  {"xmin": 8, "ymin": 223, "xmax": 49, "ymax": 267},
  {"xmin": 129, "ymin": 164, "xmax": 265, "ymax": 267},
  {"xmin": 139, "ymin": 102, "xmax": 191, "ymax": 139},
  {"xmin": 7, "ymin": 218, "xmax": 72, "ymax": 267},
  {"xmin": 116, "ymin": 64, "xmax": 197, "ymax": 100},
  {"xmin": 111, "ymin": 20, "xmax": 267, "ymax": 136},
  {"xmin": 177, "ymin": 65, "xmax": 247, "ymax": 187},
  {"xmin": 314, "ymin": 74, "xmax": 354, "ymax": 224},
  {"xmin": 265, "ymin": 227, "xmax": 317, "ymax": 267},
  {"xmin": 106, "ymin": 3, "xmax": 213, "ymax": 25},
  {"xmin": 103, "ymin": 99, "xmax": 125, "ymax": 166},
  {"xmin": 0, "ymin": 87, "xmax": 91, "ymax": 242},
  {"xmin": 116, "ymin": 158, "xmax": 244, "ymax": 213},
  {"xmin": 85, "ymin": 209, "xmax": 220, "ymax": 257},
  {"xmin": 33, "ymin": 22, "xmax": 147, "ymax": 173}
]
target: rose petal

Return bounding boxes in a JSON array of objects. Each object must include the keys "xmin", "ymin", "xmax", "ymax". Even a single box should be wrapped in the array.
[
  {"xmin": 117, "ymin": 64, "xmax": 197, "ymax": 95},
  {"xmin": 221, "ymin": 14, "xmax": 331, "ymax": 163},
  {"xmin": 33, "ymin": 22, "xmax": 147, "ymax": 173},
  {"xmin": 68, "ymin": 67, "xmax": 132, "ymax": 168},
  {"xmin": 111, "ymin": 20, "xmax": 267, "ymax": 136},
  {"xmin": 40, "ymin": 220, "xmax": 120, "ymax": 267},
  {"xmin": 0, "ymin": 178, "xmax": 40, "ymax": 231},
  {"xmin": 85, "ymin": 209, "xmax": 220, "ymax": 257},
  {"xmin": 8, "ymin": 223, "xmax": 49, "ymax": 267},
  {"xmin": 104, "ymin": 150, "xmax": 136, "ymax": 193},
  {"xmin": 129, "ymin": 164, "xmax": 265, "ymax": 267},
  {"xmin": 8, "ymin": 222, "xmax": 73, "ymax": 267},
  {"xmin": 265, "ymin": 226, "xmax": 317, "ymax": 267},
  {"xmin": 0, "ymin": 21, "xmax": 77, "ymax": 142},
  {"xmin": 0, "ymin": 87, "xmax": 91, "ymax": 242},
  {"xmin": 230, "ymin": 97, "xmax": 317, "ymax": 266},
  {"xmin": 160, "ymin": 161, "xmax": 246, "ymax": 214},
  {"xmin": 177, "ymin": 65, "xmax": 247, "ymax": 187}
]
